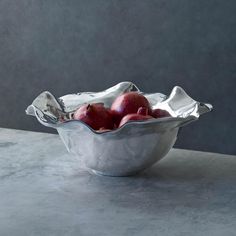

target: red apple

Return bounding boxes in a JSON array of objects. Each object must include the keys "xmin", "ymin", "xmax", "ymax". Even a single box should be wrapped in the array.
[
  {"xmin": 74, "ymin": 103, "xmax": 114, "ymax": 130},
  {"xmin": 111, "ymin": 92, "xmax": 151, "ymax": 122},
  {"xmin": 151, "ymin": 109, "xmax": 170, "ymax": 118},
  {"xmin": 119, "ymin": 112, "xmax": 153, "ymax": 128}
]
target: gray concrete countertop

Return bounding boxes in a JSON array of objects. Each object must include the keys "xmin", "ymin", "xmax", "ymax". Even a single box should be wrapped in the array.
[{"xmin": 0, "ymin": 128, "xmax": 236, "ymax": 236}]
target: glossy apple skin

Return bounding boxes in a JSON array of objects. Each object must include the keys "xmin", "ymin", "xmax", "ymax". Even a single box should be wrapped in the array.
[
  {"xmin": 74, "ymin": 103, "xmax": 114, "ymax": 130},
  {"xmin": 119, "ymin": 113, "xmax": 153, "ymax": 128},
  {"xmin": 111, "ymin": 92, "xmax": 151, "ymax": 122},
  {"xmin": 151, "ymin": 109, "xmax": 170, "ymax": 118}
]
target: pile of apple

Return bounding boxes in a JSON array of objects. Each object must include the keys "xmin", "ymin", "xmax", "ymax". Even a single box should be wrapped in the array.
[{"xmin": 73, "ymin": 92, "xmax": 170, "ymax": 132}]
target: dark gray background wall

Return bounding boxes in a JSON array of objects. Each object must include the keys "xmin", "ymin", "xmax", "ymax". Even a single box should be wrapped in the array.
[{"xmin": 0, "ymin": 0, "xmax": 235, "ymax": 154}]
